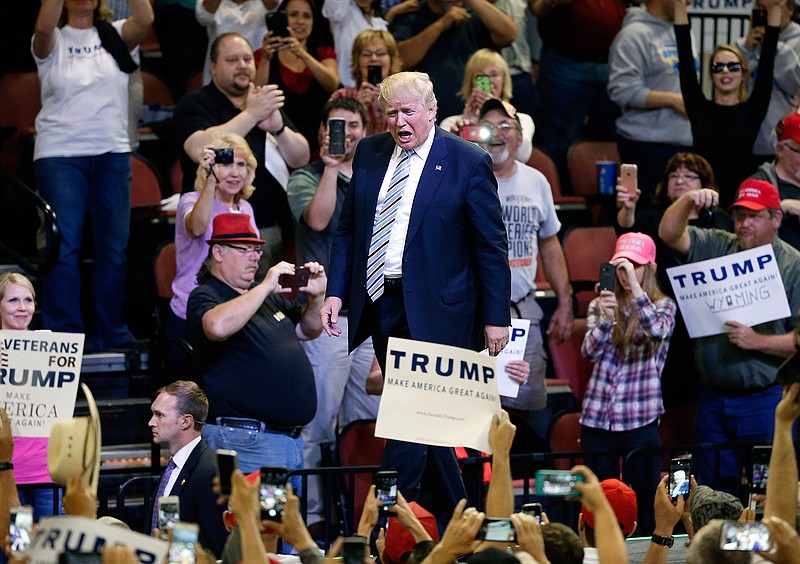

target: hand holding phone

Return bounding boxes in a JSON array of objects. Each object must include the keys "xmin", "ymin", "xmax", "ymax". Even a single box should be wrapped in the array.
[
  {"xmin": 535, "ymin": 470, "xmax": 584, "ymax": 496},
  {"xmin": 169, "ymin": 522, "xmax": 200, "ymax": 564},
  {"xmin": 475, "ymin": 75, "xmax": 492, "ymax": 94},
  {"xmin": 719, "ymin": 521, "xmax": 772, "ymax": 551},
  {"xmin": 328, "ymin": 118, "xmax": 346, "ymax": 156},
  {"xmin": 522, "ymin": 502, "xmax": 543, "ymax": 523},
  {"xmin": 279, "ymin": 266, "xmax": 310, "ymax": 290},
  {"xmin": 158, "ymin": 495, "xmax": 181, "ymax": 534},
  {"xmin": 476, "ymin": 518, "xmax": 516, "ymax": 542},
  {"xmin": 367, "ymin": 65, "xmax": 382, "ymax": 85}
]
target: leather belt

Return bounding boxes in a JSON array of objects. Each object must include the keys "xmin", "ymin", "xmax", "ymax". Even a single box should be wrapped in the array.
[{"xmin": 216, "ymin": 417, "xmax": 303, "ymax": 438}]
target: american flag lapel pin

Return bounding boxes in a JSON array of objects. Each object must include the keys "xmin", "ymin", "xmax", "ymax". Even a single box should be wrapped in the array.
[{"xmin": 436, "ymin": 165, "xmax": 442, "ymax": 171}]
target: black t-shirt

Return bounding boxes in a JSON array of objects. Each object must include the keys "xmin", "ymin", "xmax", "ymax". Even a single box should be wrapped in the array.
[
  {"xmin": 186, "ymin": 276, "xmax": 317, "ymax": 426},
  {"xmin": 173, "ymin": 83, "xmax": 295, "ymax": 229}
]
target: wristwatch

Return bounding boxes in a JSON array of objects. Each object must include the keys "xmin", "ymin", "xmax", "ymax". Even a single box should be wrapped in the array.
[
  {"xmin": 0, "ymin": 462, "xmax": 13, "ymax": 472},
  {"xmin": 651, "ymin": 534, "xmax": 674, "ymax": 548}
]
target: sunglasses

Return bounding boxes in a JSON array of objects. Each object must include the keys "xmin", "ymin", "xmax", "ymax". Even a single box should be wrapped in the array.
[{"xmin": 710, "ymin": 61, "xmax": 743, "ymax": 74}]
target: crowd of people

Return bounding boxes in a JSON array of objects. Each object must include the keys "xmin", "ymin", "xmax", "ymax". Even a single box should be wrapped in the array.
[{"xmin": 7, "ymin": 0, "xmax": 800, "ymax": 561}]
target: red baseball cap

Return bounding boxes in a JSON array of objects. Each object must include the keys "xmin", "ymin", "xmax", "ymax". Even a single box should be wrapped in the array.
[
  {"xmin": 611, "ymin": 232, "xmax": 656, "ymax": 265},
  {"xmin": 777, "ymin": 113, "xmax": 800, "ymax": 144},
  {"xmin": 383, "ymin": 502, "xmax": 439, "ymax": 564},
  {"xmin": 581, "ymin": 479, "xmax": 638, "ymax": 536},
  {"xmin": 729, "ymin": 179, "xmax": 781, "ymax": 212}
]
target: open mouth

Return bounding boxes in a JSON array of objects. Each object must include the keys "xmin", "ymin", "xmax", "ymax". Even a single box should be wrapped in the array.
[{"xmin": 397, "ymin": 131, "xmax": 412, "ymax": 141}]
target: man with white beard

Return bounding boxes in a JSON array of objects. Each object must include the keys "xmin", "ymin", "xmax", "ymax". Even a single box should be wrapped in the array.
[
  {"xmin": 477, "ymin": 99, "xmax": 573, "ymax": 414},
  {"xmin": 750, "ymin": 112, "xmax": 800, "ymax": 250}
]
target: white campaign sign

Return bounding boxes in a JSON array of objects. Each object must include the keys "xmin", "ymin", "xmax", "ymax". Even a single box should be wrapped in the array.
[
  {"xmin": 27, "ymin": 516, "xmax": 168, "ymax": 564},
  {"xmin": 666, "ymin": 245, "xmax": 790, "ymax": 338},
  {"xmin": 0, "ymin": 331, "xmax": 84, "ymax": 438},
  {"xmin": 375, "ymin": 337, "xmax": 501, "ymax": 453},
  {"xmin": 480, "ymin": 318, "xmax": 530, "ymax": 398}
]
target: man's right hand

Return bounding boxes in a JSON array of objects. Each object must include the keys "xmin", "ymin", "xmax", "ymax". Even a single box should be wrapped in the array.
[
  {"xmin": 243, "ymin": 83, "xmax": 286, "ymax": 123},
  {"xmin": 682, "ymin": 188, "xmax": 719, "ymax": 211},
  {"xmin": 653, "ymin": 475, "xmax": 683, "ymax": 536},
  {"xmin": 776, "ymin": 382, "xmax": 800, "ymax": 427},
  {"xmin": 320, "ymin": 297, "xmax": 342, "ymax": 336},
  {"xmin": 438, "ymin": 5, "xmax": 470, "ymax": 30},
  {"xmin": 745, "ymin": 19, "xmax": 766, "ymax": 47}
]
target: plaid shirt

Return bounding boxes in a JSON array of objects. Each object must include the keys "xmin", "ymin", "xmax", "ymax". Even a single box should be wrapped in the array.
[{"xmin": 580, "ymin": 294, "xmax": 676, "ymax": 432}]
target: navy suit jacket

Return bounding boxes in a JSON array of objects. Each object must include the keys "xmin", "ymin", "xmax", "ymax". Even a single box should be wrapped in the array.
[
  {"xmin": 167, "ymin": 439, "xmax": 228, "ymax": 557},
  {"xmin": 328, "ymin": 126, "xmax": 511, "ymax": 352}
]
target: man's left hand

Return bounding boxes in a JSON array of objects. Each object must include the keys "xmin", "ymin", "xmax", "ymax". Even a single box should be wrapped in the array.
[
  {"xmin": 724, "ymin": 321, "xmax": 761, "ymax": 350},
  {"xmin": 546, "ymin": 302, "xmax": 573, "ymax": 343},
  {"xmin": 484, "ymin": 325, "xmax": 509, "ymax": 356}
]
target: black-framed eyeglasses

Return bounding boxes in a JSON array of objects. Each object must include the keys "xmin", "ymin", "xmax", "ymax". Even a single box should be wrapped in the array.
[
  {"xmin": 479, "ymin": 122, "xmax": 519, "ymax": 133},
  {"xmin": 225, "ymin": 244, "xmax": 263, "ymax": 257},
  {"xmin": 710, "ymin": 61, "xmax": 743, "ymax": 74},
  {"xmin": 668, "ymin": 172, "xmax": 700, "ymax": 182}
]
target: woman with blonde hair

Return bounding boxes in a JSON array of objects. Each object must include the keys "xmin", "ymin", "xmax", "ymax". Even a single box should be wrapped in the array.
[
  {"xmin": 580, "ymin": 233, "xmax": 676, "ymax": 524},
  {"xmin": 0, "ymin": 272, "xmax": 58, "ymax": 518},
  {"xmin": 168, "ymin": 133, "xmax": 259, "ymax": 358},
  {"xmin": 675, "ymin": 0, "xmax": 782, "ymax": 206},
  {"xmin": 326, "ymin": 30, "xmax": 402, "ymax": 137},
  {"xmin": 440, "ymin": 48, "xmax": 534, "ymax": 162}
]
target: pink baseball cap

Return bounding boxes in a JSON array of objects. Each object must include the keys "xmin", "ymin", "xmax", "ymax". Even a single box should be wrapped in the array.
[
  {"xmin": 729, "ymin": 179, "xmax": 781, "ymax": 212},
  {"xmin": 611, "ymin": 232, "xmax": 656, "ymax": 265}
]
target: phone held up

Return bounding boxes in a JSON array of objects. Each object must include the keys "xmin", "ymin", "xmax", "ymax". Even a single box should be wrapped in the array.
[
  {"xmin": 158, "ymin": 495, "xmax": 181, "ymax": 534},
  {"xmin": 374, "ymin": 470, "xmax": 398, "ymax": 513},
  {"xmin": 279, "ymin": 266, "xmax": 310, "ymax": 290},
  {"xmin": 598, "ymin": 262, "xmax": 616, "ymax": 292},
  {"xmin": 328, "ymin": 118, "xmax": 346, "ymax": 156},
  {"xmin": 534, "ymin": 470, "xmax": 584, "ymax": 497},
  {"xmin": 216, "ymin": 449, "xmax": 238, "ymax": 496},
  {"xmin": 668, "ymin": 456, "xmax": 692, "ymax": 500},
  {"xmin": 367, "ymin": 64, "xmax": 382, "ymax": 85},
  {"xmin": 719, "ymin": 521, "xmax": 772, "ymax": 552},
  {"xmin": 259, "ymin": 467, "xmax": 289, "ymax": 521},
  {"xmin": 522, "ymin": 502, "xmax": 543, "ymax": 523},
  {"xmin": 10, "ymin": 506, "xmax": 33, "ymax": 556},
  {"xmin": 169, "ymin": 522, "xmax": 200, "ymax": 564},
  {"xmin": 266, "ymin": 11, "xmax": 289, "ymax": 38}
]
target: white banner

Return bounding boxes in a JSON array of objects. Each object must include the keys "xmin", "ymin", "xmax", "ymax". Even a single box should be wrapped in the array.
[
  {"xmin": 0, "ymin": 331, "xmax": 84, "ymax": 438},
  {"xmin": 481, "ymin": 318, "xmax": 529, "ymax": 398},
  {"xmin": 27, "ymin": 516, "xmax": 168, "ymax": 564},
  {"xmin": 688, "ymin": 0, "xmax": 755, "ymax": 15},
  {"xmin": 375, "ymin": 338, "xmax": 501, "ymax": 453},
  {"xmin": 666, "ymin": 245, "xmax": 790, "ymax": 338}
]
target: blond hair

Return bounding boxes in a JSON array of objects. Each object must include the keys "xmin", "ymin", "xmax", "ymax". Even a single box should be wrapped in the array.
[
  {"xmin": 457, "ymin": 49, "xmax": 513, "ymax": 103},
  {"xmin": 350, "ymin": 30, "xmax": 402, "ymax": 85},
  {"xmin": 193, "ymin": 133, "xmax": 257, "ymax": 201},
  {"xmin": 611, "ymin": 264, "xmax": 667, "ymax": 349},
  {"xmin": 379, "ymin": 72, "xmax": 437, "ymax": 114}
]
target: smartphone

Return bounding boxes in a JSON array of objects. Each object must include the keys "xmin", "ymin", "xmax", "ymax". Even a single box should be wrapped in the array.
[
  {"xmin": 475, "ymin": 74, "xmax": 492, "ymax": 94},
  {"xmin": 259, "ymin": 467, "xmax": 288, "ymax": 521},
  {"xmin": 342, "ymin": 535, "xmax": 368, "ymax": 564},
  {"xmin": 266, "ymin": 11, "xmax": 289, "ymax": 37},
  {"xmin": 169, "ymin": 522, "xmax": 199, "ymax": 564},
  {"xmin": 213, "ymin": 147, "xmax": 233, "ymax": 165},
  {"xmin": 522, "ymin": 502, "xmax": 543, "ymax": 523},
  {"xmin": 598, "ymin": 262, "xmax": 616, "ymax": 292},
  {"xmin": 669, "ymin": 456, "xmax": 692, "ymax": 500},
  {"xmin": 158, "ymin": 495, "xmax": 181, "ymax": 534},
  {"xmin": 374, "ymin": 470, "xmax": 398, "ymax": 513},
  {"xmin": 9, "ymin": 506, "xmax": 33, "ymax": 555},
  {"xmin": 279, "ymin": 266, "xmax": 310, "ymax": 290},
  {"xmin": 216, "ymin": 449, "xmax": 238, "ymax": 496},
  {"xmin": 328, "ymin": 118, "xmax": 346, "ymax": 156},
  {"xmin": 750, "ymin": 446, "xmax": 771, "ymax": 518},
  {"xmin": 752, "ymin": 8, "xmax": 767, "ymax": 27},
  {"xmin": 476, "ymin": 518, "xmax": 516, "ymax": 542},
  {"xmin": 719, "ymin": 521, "xmax": 772, "ymax": 551},
  {"xmin": 534, "ymin": 470, "xmax": 584, "ymax": 496},
  {"xmin": 59, "ymin": 553, "xmax": 103, "ymax": 564},
  {"xmin": 620, "ymin": 163, "xmax": 638, "ymax": 194},
  {"xmin": 367, "ymin": 64, "xmax": 382, "ymax": 85},
  {"xmin": 459, "ymin": 125, "xmax": 489, "ymax": 143}
]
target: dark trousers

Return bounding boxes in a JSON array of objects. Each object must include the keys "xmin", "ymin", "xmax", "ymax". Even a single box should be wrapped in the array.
[
  {"xmin": 368, "ymin": 279, "xmax": 468, "ymax": 530},
  {"xmin": 581, "ymin": 421, "xmax": 661, "ymax": 535}
]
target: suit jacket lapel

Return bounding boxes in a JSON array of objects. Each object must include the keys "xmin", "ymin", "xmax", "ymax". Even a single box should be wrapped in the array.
[
  {"xmin": 168, "ymin": 439, "xmax": 206, "ymax": 497},
  {"xmin": 406, "ymin": 127, "xmax": 448, "ymax": 247},
  {"xmin": 363, "ymin": 134, "xmax": 395, "ymax": 253}
]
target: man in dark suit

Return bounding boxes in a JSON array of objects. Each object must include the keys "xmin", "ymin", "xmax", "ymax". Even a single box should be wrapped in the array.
[
  {"xmin": 321, "ymin": 71, "xmax": 511, "ymax": 526},
  {"xmin": 148, "ymin": 380, "xmax": 228, "ymax": 556}
]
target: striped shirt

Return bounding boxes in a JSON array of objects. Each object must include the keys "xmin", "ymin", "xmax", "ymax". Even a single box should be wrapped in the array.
[{"xmin": 580, "ymin": 294, "xmax": 676, "ymax": 432}]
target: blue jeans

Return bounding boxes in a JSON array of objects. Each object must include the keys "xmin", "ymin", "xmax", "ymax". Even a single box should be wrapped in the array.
[
  {"xmin": 534, "ymin": 47, "xmax": 619, "ymax": 185},
  {"xmin": 694, "ymin": 385, "xmax": 782, "ymax": 493},
  {"xmin": 35, "ymin": 153, "xmax": 133, "ymax": 351},
  {"xmin": 203, "ymin": 420, "xmax": 304, "ymax": 496}
]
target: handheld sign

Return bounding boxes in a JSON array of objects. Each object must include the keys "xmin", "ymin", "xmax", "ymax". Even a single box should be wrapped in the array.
[{"xmin": 666, "ymin": 245, "xmax": 790, "ymax": 338}]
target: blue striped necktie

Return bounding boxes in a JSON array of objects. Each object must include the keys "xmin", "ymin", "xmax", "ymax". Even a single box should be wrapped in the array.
[{"xmin": 366, "ymin": 149, "xmax": 415, "ymax": 301}]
